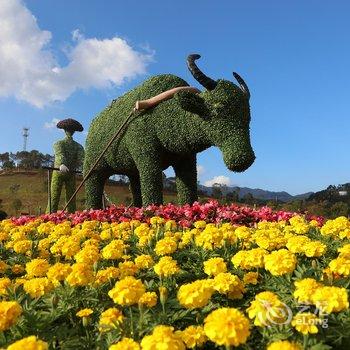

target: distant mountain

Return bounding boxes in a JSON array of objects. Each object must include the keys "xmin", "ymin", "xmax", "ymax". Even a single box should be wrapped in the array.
[{"xmin": 197, "ymin": 184, "xmax": 313, "ymax": 203}]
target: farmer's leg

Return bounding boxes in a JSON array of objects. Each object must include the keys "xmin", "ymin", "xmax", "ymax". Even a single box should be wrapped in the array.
[
  {"xmin": 48, "ymin": 172, "xmax": 64, "ymax": 213},
  {"xmin": 65, "ymin": 175, "xmax": 77, "ymax": 213}
]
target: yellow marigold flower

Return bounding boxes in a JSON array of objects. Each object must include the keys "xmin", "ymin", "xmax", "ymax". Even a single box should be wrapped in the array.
[
  {"xmin": 155, "ymin": 237, "xmax": 177, "ymax": 256},
  {"xmin": 23, "ymin": 277, "xmax": 54, "ymax": 298},
  {"xmin": 46, "ymin": 263, "xmax": 72, "ymax": 285},
  {"xmin": 154, "ymin": 256, "xmax": 179, "ymax": 277},
  {"xmin": 99, "ymin": 307, "xmax": 124, "ymax": 332},
  {"xmin": 141, "ymin": 325, "xmax": 185, "ymax": 350},
  {"xmin": 0, "ymin": 230, "xmax": 9, "ymax": 241},
  {"xmin": 100, "ymin": 229, "xmax": 112, "ymax": 240},
  {"xmin": 253, "ymin": 227, "xmax": 287, "ymax": 250},
  {"xmin": 108, "ymin": 276, "xmax": 146, "ymax": 306},
  {"xmin": 13, "ymin": 239, "xmax": 32, "ymax": 254},
  {"xmin": 176, "ymin": 325, "xmax": 207, "ymax": 349},
  {"xmin": 134, "ymin": 223, "xmax": 150, "ymax": 238},
  {"xmin": 37, "ymin": 238, "xmax": 51, "ymax": 251},
  {"xmin": 66, "ymin": 263, "xmax": 94, "ymax": 286},
  {"xmin": 38, "ymin": 249, "xmax": 50, "ymax": 259},
  {"xmin": 204, "ymin": 307, "xmax": 250, "ymax": 347},
  {"xmin": 37, "ymin": 222, "xmax": 54, "ymax": 235},
  {"xmin": 177, "ymin": 280, "xmax": 213, "ymax": 309},
  {"xmin": 293, "ymin": 278, "xmax": 322, "ymax": 303},
  {"xmin": 193, "ymin": 220, "xmax": 206, "ymax": 229},
  {"xmin": 138, "ymin": 291, "xmax": 158, "ymax": 307},
  {"xmin": 286, "ymin": 235, "xmax": 310, "ymax": 253},
  {"xmin": 267, "ymin": 340, "xmax": 302, "ymax": 350},
  {"xmin": 7, "ymin": 336, "xmax": 48, "ymax": 350},
  {"xmin": 291, "ymin": 312, "xmax": 320, "ymax": 334},
  {"xmin": 247, "ymin": 291, "xmax": 289, "ymax": 327},
  {"xmin": 312, "ymin": 286, "xmax": 349, "ymax": 313},
  {"xmin": 320, "ymin": 217, "xmax": 350, "ymax": 237},
  {"xmin": 234, "ymin": 225, "xmax": 252, "ymax": 240},
  {"xmin": 329, "ymin": 257, "xmax": 350, "ymax": 276},
  {"xmin": 76, "ymin": 308, "xmax": 93, "ymax": 317},
  {"xmin": 303, "ymin": 241, "xmax": 327, "ymax": 257},
  {"xmin": 243, "ymin": 272, "xmax": 259, "ymax": 285},
  {"xmin": 134, "ymin": 254, "xmax": 154, "ymax": 269},
  {"xmin": 25, "ymin": 259, "xmax": 50, "ymax": 278},
  {"xmin": 0, "ymin": 261, "xmax": 9, "ymax": 273},
  {"xmin": 10, "ymin": 230, "xmax": 27, "ymax": 242},
  {"xmin": 94, "ymin": 267, "xmax": 120, "ymax": 285},
  {"xmin": 74, "ymin": 246, "xmax": 100, "ymax": 265},
  {"xmin": 11, "ymin": 264, "xmax": 25, "ymax": 275},
  {"xmin": 231, "ymin": 248, "xmax": 268, "ymax": 270},
  {"xmin": 165, "ymin": 219, "xmax": 177, "ymax": 231},
  {"xmin": 101, "ymin": 239, "xmax": 126, "ymax": 260},
  {"xmin": 50, "ymin": 237, "xmax": 68, "ymax": 256},
  {"xmin": 195, "ymin": 225, "xmax": 224, "ymax": 250},
  {"xmin": 109, "ymin": 338, "xmax": 140, "ymax": 350},
  {"xmin": 203, "ymin": 257, "xmax": 227, "ymax": 276},
  {"xmin": 0, "ymin": 277, "xmax": 12, "ymax": 295},
  {"xmin": 61, "ymin": 239, "xmax": 81, "ymax": 259},
  {"xmin": 338, "ymin": 244, "xmax": 350, "ymax": 258},
  {"xmin": 289, "ymin": 215, "xmax": 310, "ymax": 235},
  {"xmin": 264, "ymin": 249, "xmax": 297, "ymax": 276},
  {"xmin": 213, "ymin": 273, "xmax": 245, "ymax": 299},
  {"xmin": 150, "ymin": 216, "xmax": 165, "ymax": 225},
  {"xmin": 137, "ymin": 235, "xmax": 152, "ymax": 247},
  {"xmin": 118, "ymin": 261, "xmax": 138, "ymax": 278},
  {"xmin": 0, "ymin": 301, "xmax": 22, "ymax": 331},
  {"xmin": 82, "ymin": 237, "xmax": 101, "ymax": 247},
  {"xmin": 13, "ymin": 278, "xmax": 27, "ymax": 288}
]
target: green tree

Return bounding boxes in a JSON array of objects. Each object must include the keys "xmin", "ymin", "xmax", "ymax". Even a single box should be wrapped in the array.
[
  {"xmin": 225, "ymin": 191, "xmax": 239, "ymax": 203},
  {"xmin": 242, "ymin": 192, "xmax": 255, "ymax": 205},
  {"xmin": 212, "ymin": 184, "xmax": 223, "ymax": 199}
]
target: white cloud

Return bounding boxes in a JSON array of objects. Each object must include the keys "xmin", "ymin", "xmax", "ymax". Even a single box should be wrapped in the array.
[
  {"xmin": 0, "ymin": 0, "xmax": 153, "ymax": 107},
  {"xmin": 197, "ymin": 164, "xmax": 205, "ymax": 176},
  {"xmin": 204, "ymin": 175, "xmax": 232, "ymax": 187},
  {"xmin": 44, "ymin": 118, "xmax": 60, "ymax": 129}
]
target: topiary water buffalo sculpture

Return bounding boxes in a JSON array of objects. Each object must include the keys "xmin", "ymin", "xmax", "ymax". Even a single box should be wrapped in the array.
[{"xmin": 84, "ymin": 54, "xmax": 255, "ymax": 208}]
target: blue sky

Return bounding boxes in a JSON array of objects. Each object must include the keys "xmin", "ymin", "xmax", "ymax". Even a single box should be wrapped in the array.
[{"xmin": 0, "ymin": 0, "xmax": 349, "ymax": 195}]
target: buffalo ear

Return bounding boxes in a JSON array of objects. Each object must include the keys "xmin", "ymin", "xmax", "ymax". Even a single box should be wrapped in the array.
[{"xmin": 174, "ymin": 90, "xmax": 210, "ymax": 116}]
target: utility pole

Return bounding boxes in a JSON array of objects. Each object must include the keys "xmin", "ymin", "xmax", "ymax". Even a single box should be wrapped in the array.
[{"xmin": 22, "ymin": 127, "xmax": 29, "ymax": 151}]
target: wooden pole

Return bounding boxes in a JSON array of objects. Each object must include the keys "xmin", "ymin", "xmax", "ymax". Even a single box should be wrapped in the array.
[
  {"xmin": 47, "ymin": 169, "xmax": 52, "ymax": 214},
  {"xmin": 62, "ymin": 110, "xmax": 137, "ymax": 212}
]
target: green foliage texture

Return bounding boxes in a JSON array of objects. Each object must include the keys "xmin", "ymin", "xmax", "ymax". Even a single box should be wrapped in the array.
[{"xmin": 84, "ymin": 74, "xmax": 255, "ymax": 208}]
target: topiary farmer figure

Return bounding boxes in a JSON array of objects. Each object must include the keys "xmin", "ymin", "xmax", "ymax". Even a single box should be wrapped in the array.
[{"xmin": 48, "ymin": 118, "xmax": 84, "ymax": 213}]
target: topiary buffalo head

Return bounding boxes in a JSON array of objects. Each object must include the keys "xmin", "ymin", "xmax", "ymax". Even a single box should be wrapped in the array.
[{"xmin": 177, "ymin": 54, "xmax": 255, "ymax": 172}]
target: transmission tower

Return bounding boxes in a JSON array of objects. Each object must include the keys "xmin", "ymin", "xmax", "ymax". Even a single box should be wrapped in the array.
[{"xmin": 22, "ymin": 127, "xmax": 29, "ymax": 151}]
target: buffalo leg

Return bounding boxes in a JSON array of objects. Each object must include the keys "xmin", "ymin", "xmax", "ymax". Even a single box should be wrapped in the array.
[
  {"xmin": 85, "ymin": 170, "xmax": 109, "ymax": 209},
  {"xmin": 136, "ymin": 157, "xmax": 163, "ymax": 206},
  {"xmin": 129, "ymin": 174, "xmax": 142, "ymax": 207},
  {"xmin": 173, "ymin": 154, "xmax": 198, "ymax": 205}
]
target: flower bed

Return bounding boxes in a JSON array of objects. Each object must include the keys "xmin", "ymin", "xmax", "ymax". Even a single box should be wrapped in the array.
[
  {"xmin": 12, "ymin": 201, "xmax": 319, "ymax": 226},
  {"xmin": 0, "ymin": 204, "xmax": 349, "ymax": 349}
]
